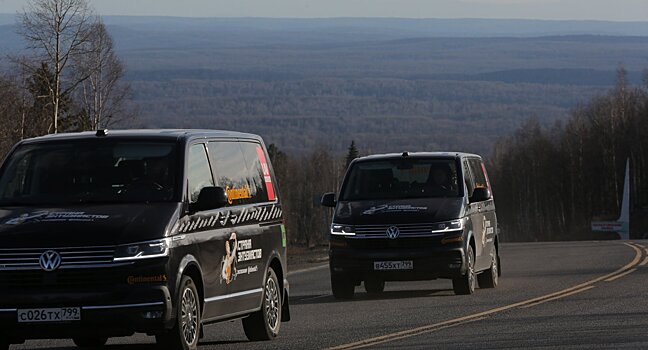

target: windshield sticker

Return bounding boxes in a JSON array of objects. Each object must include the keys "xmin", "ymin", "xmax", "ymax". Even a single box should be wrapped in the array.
[
  {"xmin": 226, "ymin": 185, "xmax": 252, "ymax": 204},
  {"xmin": 362, "ymin": 204, "xmax": 428, "ymax": 215},
  {"xmin": 4, "ymin": 211, "xmax": 110, "ymax": 225}
]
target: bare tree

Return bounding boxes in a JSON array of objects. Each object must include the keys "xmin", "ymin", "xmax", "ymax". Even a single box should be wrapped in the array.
[
  {"xmin": 0, "ymin": 75, "xmax": 24, "ymax": 158},
  {"xmin": 18, "ymin": 0, "xmax": 97, "ymax": 134},
  {"xmin": 73, "ymin": 21, "xmax": 131, "ymax": 131}
]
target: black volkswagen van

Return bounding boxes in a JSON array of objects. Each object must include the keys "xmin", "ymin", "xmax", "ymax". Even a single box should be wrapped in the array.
[
  {"xmin": 0, "ymin": 130, "xmax": 290, "ymax": 350},
  {"xmin": 321, "ymin": 152, "xmax": 499, "ymax": 299}
]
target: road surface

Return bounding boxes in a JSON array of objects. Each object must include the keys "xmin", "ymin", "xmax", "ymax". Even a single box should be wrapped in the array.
[{"xmin": 13, "ymin": 240, "xmax": 648, "ymax": 349}]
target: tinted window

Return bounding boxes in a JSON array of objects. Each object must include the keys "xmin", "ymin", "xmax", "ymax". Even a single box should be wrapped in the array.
[
  {"xmin": 463, "ymin": 160, "xmax": 475, "ymax": 197},
  {"xmin": 0, "ymin": 141, "xmax": 177, "ymax": 205},
  {"xmin": 468, "ymin": 159, "xmax": 489, "ymax": 190},
  {"xmin": 340, "ymin": 158, "xmax": 461, "ymax": 201},
  {"xmin": 207, "ymin": 141, "xmax": 252, "ymax": 205},
  {"xmin": 239, "ymin": 142, "xmax": 275, "ymax": 203},
  {"xmin": 187, "ymin": 144, "xmax": 214, "ymax": 203}
]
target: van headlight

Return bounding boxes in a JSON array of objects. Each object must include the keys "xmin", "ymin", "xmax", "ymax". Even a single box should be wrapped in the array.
[
  {"xmin": 114, "ymin": 238, "xmax": 171, "ymax": 262},
  {"xmin": 431, "ymin": 219, "xmax": 463, "ymax": 233},
  {"xmin": 331, "ymin": 224, "xmax": 355, "ymax": 236}
]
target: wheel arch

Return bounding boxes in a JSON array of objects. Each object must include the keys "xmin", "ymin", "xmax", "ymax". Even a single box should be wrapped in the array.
[
  {"xmin": 265, "ymin": 252, "xmax": 290, "ymax": 321},
  {"xmin": 177, "ymin": 254, "xmax": 205, "ymax": 314}
]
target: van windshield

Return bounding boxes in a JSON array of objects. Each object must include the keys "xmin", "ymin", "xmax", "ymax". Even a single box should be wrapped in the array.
[
  {"xmin": 0, "ymin": 141, "xmax": 178, "ymax": 205},
  {"xmin": 340, "ymin": 158, "xmax": 461, "ymax": 201}
]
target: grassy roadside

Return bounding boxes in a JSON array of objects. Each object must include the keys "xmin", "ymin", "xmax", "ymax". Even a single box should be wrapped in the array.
[{"xmin": 287, "ymin": 245, "xmax": 329, "ymax": 272}]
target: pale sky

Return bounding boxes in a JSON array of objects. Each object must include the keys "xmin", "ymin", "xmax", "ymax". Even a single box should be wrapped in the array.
[{"xmin": 0, "ymin": 0, "xmax": 647, "ymax": 21}]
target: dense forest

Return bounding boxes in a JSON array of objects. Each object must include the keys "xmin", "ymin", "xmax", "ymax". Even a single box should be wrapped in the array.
[{"xmin": 490, "ymin": 69, "xmax": 648, "ymax": 241}]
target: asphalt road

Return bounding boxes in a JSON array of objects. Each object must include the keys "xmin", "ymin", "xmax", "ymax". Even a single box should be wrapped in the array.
[{"xmin": 13, "ymin": 240, "xmax": 648, "ymax": 349}]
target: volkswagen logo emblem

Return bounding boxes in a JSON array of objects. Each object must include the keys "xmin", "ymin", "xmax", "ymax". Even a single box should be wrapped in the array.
[
  {"xmin": 39, "ymin": 250, "xmax": 62, "ymax": 271},
  {"xmin": 386, "ymin": 226, "xmax": 400, "ymax": 239}
]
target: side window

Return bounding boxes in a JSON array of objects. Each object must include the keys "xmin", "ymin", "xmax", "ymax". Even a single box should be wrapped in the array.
[
  {"xmin": 207, "ymin": 142, "xmax": 253, "ymax": 206},
  {"xmin": 187, "ymin": 144, "xmax": 214, "ymax": 203},
  {"xmin": 239, "ymin": 142, "xmax": 276, "ymax": 203},
  {"xmin": 468, "ymin": 159, "xmax": 489, "ymax": 190},
  {"xmin": 463, "ymin": 160, "xmax": 474, "ymax": 197},
  {"xmin": 1, "ymin": 155, "xmax": 31, "ymax": 198}
]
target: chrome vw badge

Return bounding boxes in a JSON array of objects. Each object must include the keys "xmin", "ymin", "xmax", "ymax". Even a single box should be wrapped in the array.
[
  {"xmin": 39, "ymin": 250, "xmax": 62, "ymax": 271},
  {"xmin": 386, "ymin": 226, "xmax": 400, "ymax": 239}
]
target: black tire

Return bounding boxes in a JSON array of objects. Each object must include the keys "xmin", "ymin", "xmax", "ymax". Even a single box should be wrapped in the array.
[
  {"xmin": 477, "ymin": 252, "xmax": 499, "ymax": 288},
  {"xmin": 73, "ymin": 337, "xmax": 108, "ymax": 348},
  {"xmin": 497, "ymin": 254, "xmax": 502, "ymax": 277},
  {"xmin": 331, "ymin": 274, "xmax": 355, "ymax": 300},
  {"xmin": 243, "ymin": 268, "xmax": 282, "ymax": 341},
  {"xmin": 156, "ymin": 276, "xmax": 201, "ymax": 350},
  {"xmin": 453, "ymin": 244, "xmax": 476, "ymax": 295},
  {"xmin": 364, "ymin": 278, "xmax": 385, "ymax": 294}
]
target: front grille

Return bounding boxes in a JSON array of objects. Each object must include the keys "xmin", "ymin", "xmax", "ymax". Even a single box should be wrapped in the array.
[
  {"xmin": 354, "ymin": 223, "xmax": 446, "ymax": 238},
  {"xmin": 0, "ymin": 246, "xmax": 117, "ymax": 271},
  {"xmin": 348, "ymin": 237, "xmax": 444, "ymax": 250},
  {"xmin": 0, "ymin": 269, "xmax": 125, "ymax": 289}
]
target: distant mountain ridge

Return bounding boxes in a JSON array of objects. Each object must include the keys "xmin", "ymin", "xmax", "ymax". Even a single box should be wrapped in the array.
[{"xmin": 2, "ymin": 14, "xmax": 648, "ymax": 37}]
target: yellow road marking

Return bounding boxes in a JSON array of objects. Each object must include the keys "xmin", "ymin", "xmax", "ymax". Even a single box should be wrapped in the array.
[
  {"xmin": 605, "ymin": 268, "xmax": 637, "ymax": 282},
  {"xmin": 520, "ymin": 285, "xmax": 596, "ymax": 309},
  {"xmin": 326, "ymin": 242, "xmax": 643, "ymax": 350},
  {"xmin": 332, "ymin": 317, "xmax": 489, "ymax": 350}
]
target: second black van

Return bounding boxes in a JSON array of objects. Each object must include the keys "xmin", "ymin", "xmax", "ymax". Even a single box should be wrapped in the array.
[{"xmin": 321, "ymin": 152, "xmax": 499, "ymax": 299}]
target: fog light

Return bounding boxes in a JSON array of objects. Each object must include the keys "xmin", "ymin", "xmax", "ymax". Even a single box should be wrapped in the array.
[
  {"xmin": 141, "ymin": 311, "xmax": 163, "ymax": 319},
  {"xmin": 441, "ymin": 236, "xmax": 464, "ymax": 244},
  {"xmin": 329, "ymin": 240, "xmax": 348, "ymax": 249}
]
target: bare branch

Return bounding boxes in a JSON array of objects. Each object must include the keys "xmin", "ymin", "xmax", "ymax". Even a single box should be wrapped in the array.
[{"xmin": 18, "ymin": 0, "xmax": 98, "ymax": 133}]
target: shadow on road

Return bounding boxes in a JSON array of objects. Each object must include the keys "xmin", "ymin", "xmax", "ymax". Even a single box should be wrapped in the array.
[
  {"xmin": 291, "ymin": 288, "xmax": 453, "ymax": 305},
  {"xmin": 198, "ymin": 340, "xmax": 250, "ymax": 346},
  {"xmin": 16, "ymin": 346, "xmax": 159, "ymax": 350},
  {"xmin": 17, "ymin": 340, "xmax": 250, "ymax": 349}
]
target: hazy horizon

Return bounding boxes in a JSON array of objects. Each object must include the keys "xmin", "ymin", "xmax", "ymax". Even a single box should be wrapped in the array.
[
  {"xmin": 2, "ymin": 13, "xmax": 648, "ymax": 22},
  {"xmin": 0, "ymin": 0, "xmax": 647, "ymax": 21}
]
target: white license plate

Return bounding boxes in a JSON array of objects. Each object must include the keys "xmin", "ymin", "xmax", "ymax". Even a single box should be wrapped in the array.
[
  {"xmin": 17, "ymin": 307, "xmax": 81, "ymax": 323},
  {"xmin": 373, "ymin": 260, "xmax": 414, "ymax": 270}
]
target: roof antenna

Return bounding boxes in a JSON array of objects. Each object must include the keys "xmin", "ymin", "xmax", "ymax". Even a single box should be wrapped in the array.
[{"xmin": 96, "ymin": 129, "xmax": 108, "ymax": 137}]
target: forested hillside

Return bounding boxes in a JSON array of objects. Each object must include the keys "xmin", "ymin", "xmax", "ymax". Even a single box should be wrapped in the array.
[
  {"xmin": 491, "ymin": 69, "xmax": 648, "ymax": 241},
  {"xmin": 4, "ymin": 17, "xmax": 648, "ymax": 154}
]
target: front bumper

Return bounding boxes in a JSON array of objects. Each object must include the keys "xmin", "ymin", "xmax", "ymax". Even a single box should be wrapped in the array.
[
  {"xmin": 0, "ymin": 260, "xmax": 175, "ymax": 343},
  {"xmin": 329, "ymin": 237, "xmax": 466, "ymax": 281},
  {"xmin": 0, "ymin": 285, "xmax": 173, "ymax": 342},
  {"xmin": 0, "ymin": 286, "xmax": 173, "ymax": 342}
]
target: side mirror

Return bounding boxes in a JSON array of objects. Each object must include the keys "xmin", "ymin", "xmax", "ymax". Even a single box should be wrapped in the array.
[
  {"xmin": 320, "ymin": 192, "xmax": 337, "ymax": 207},
  {"xmin": 470, "ymin": 187, "xmax": 491, "ymax": 203},
  {"xmin": 193, "ymin": 186, "xmax": 228, "ymax": 212}
]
